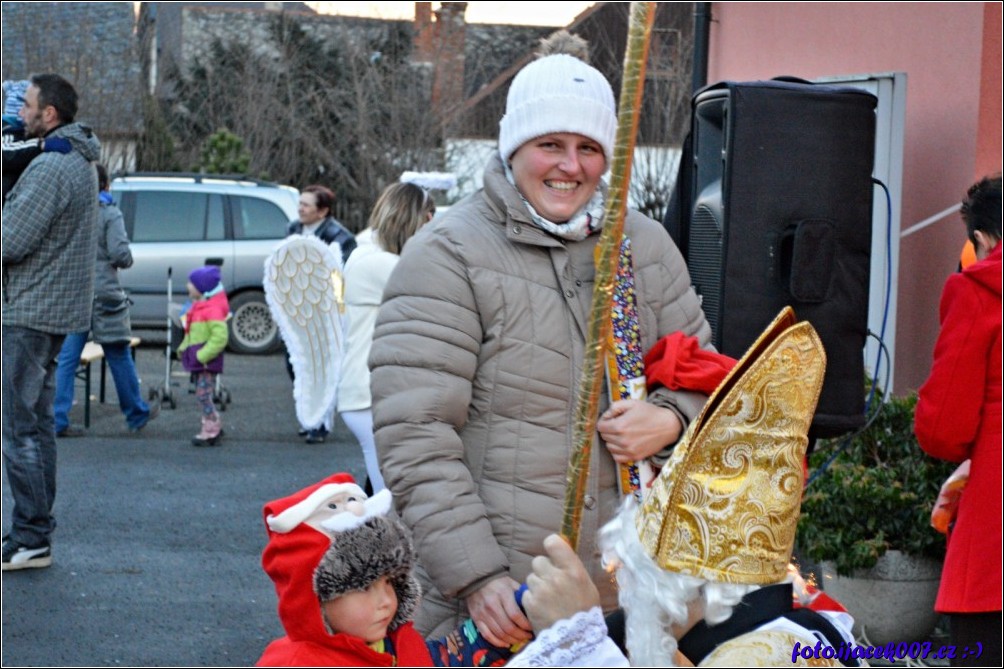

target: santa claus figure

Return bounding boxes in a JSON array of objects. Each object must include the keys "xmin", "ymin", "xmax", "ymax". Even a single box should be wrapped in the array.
[{"xmin": 510, "ymin": 309, "xmax": 861, "ymax": 667}]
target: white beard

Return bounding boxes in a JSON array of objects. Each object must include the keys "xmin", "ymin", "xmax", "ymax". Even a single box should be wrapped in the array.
[
  {"xmin": 318, "ymin": 488, "xmax": 392, "ymax": 533},
  {"xmin": 266, "ymin": 483, "xmax": 390, "ymax": 537},
  {"xmin": 599, "ymin": 498, "xmax": 758, "ymax": 667}
]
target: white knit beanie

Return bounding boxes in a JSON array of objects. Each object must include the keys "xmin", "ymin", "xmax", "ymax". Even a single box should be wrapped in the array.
[{"xmin": 498, "ymin": 54, "xmax": 617, "ymax": 165}]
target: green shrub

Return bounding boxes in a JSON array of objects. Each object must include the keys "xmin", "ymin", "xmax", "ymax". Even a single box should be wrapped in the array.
[
  {"xmin": 196, "ymin": 128, "xmax": 251, "ymax": 175},
  {"xmin": 797, "ymin": 386, "xmax": 955, "ymax": 575}
]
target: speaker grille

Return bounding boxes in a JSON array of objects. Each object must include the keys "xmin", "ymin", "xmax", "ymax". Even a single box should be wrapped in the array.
[
  {"xmin": 688, "ymin": 80, "xmax": 877, "ymax": 438},
  {"xmin": 689, "ymin": 202, "xmax": 723, "ymax": 346}
]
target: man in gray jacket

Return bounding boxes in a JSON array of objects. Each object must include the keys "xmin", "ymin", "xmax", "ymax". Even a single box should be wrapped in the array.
[{"xmin": 2, "ymin": 73, "xmax": 100, "ymax": 571}]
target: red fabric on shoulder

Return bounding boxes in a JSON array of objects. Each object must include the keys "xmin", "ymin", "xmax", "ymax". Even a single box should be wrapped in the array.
[
  {"xmin": 794, "ymin": 585, "xmax": 848, "ymax": 614},
  {"xmin": 644, "ymin": 331, "xmax": 736, "ymax": 395}
]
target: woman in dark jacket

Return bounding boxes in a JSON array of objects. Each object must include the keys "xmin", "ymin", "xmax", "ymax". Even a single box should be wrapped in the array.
[
  {"xmin": 53, "ymin": 164, "xmax": 157, "ymax": 436},
  {"xmin": 286, "ymin": 184, "xmax": 356, "ymax": 265}
]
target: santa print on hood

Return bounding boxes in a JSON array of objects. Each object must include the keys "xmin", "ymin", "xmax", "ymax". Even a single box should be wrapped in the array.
[{"xmin": 256, "ymin": 473, "xmax": 431, "ymax": 667}]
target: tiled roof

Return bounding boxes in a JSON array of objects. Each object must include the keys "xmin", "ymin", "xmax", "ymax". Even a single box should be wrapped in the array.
[
  {"xmin": 1, "ymin": 2, "xmax": 143, "ymax": 135},
  {"xmin": 463, "ymin": 24, "xmax": 553, "ymax": 98}
]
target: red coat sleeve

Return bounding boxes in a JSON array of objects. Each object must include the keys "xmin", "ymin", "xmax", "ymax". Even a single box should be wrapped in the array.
[{"xmin": 914, "ymin": 274, "xmax": 991, "ymax": 462}]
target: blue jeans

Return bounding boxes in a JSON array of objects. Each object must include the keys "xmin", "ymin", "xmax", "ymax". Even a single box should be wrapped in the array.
[
  {"xmin": 54, "ymin": 333, "xmax": 151, "ymax": 432},
  {"xmin": 2, "ymin": 326, "xmax": 65, "ymax": 547}
]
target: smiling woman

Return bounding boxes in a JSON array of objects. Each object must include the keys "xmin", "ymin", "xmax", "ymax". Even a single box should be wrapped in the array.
[
  {"xmin": 510, "ymin": 133, "xmax": 606, "ymax": 223},
  {"xmin": 368, "ymin": 32, "xmax": 713, "ymax": 647}
]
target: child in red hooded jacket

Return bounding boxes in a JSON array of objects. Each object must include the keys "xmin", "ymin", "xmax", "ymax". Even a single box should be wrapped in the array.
[
  {"xmin": 257, "ymin": 473, "xmax": 431, "ymax": 667},
  {"xmin": 257, "ymin": 474, "xmax": 523, "ymax": 667}
]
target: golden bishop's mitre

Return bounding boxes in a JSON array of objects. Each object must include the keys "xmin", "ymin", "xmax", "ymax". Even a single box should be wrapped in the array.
[{"xmin": 636, "ymin": 307, "xmax": 826, "ymax": 584}]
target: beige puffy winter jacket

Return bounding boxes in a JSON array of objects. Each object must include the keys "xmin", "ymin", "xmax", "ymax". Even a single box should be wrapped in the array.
[{"xmin": 370, "ymin": 155, "xmax": 712, "ymax": 638}]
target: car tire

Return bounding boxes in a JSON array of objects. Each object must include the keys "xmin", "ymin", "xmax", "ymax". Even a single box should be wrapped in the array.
[{"xmin": 228, "ymin": 291, "xmax": 280, "ymax": 355}]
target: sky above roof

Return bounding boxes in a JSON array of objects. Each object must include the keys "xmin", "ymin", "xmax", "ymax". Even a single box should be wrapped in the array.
[{"xmin": 304, "ymin": 1, "xmax": 594, "ymax": 26}]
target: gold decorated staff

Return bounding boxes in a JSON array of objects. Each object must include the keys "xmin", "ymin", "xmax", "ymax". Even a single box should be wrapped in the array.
[{"xmin": 561, "ymin": 1, "xmax": 656, "ymax": 550}]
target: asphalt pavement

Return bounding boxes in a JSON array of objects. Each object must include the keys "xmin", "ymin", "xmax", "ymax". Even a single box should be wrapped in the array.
[{"xmin": 2, "ymin": 336, "xmax": 366, "ymax": 666}]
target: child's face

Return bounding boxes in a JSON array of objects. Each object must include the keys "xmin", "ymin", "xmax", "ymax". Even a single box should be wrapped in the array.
[
  {"xmin": 186, "ymin": 281, "xmax": 201, "ymax": 299},
  {"xmin": 321, "ymin": 575, "xmax": 398, "ymax": 643}
]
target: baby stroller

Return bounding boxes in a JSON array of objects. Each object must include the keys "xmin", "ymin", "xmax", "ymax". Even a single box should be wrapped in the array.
[{"xmin": 148, "ymin": 266, "xmax": 232, "ymax": 411}]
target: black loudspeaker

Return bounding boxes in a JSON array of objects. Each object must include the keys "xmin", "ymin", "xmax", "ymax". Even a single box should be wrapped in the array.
[{"xmin": 675, "ymin": 79, "xmax": 877, "ymax": 438}]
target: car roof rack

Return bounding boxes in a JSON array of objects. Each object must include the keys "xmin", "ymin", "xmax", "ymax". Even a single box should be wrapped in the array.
[{"xmin": 112, "ymin": 171, "xmax": 283, "ymax": 188}]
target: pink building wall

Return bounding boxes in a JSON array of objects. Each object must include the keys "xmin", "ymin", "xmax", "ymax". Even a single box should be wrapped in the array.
[
  {"xmin": 976, "ymin": 1, "xmax": 1003, "ymax": 177},
  {"xmin": 706, "ymin": 2, "xmax": 999, "ymax": 394}
]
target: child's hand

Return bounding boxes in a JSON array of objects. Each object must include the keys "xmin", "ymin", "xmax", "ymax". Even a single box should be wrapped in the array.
[
  {"xmin": 522, "ymin": 534, "xmax": 600, "ymax": 633},
  {"xmin": 466, "ymin": 576, "xmax": 533, "ymax": 648},
  {"xmin": 931, "ymin": 459, "xmax": 970, "ymax": 534}
]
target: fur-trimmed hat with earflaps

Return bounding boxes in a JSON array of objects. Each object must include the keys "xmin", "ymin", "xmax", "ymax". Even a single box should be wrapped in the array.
[{"xmin": 313, "ymin": 514, "xmax": 421, "ymax": 632}]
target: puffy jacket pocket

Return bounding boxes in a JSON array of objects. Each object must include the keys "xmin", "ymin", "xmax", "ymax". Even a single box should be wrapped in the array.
[{"xmin": 94, "ymin": 293, "xmax": 130, "ymax": 316}]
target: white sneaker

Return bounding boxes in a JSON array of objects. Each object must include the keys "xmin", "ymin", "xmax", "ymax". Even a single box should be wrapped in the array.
[{"xmin": 1, "ymin": 538, "xmax": 52, "ymax": 571}]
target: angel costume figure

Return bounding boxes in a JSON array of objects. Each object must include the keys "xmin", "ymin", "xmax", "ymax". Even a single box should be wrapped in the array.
[
  {"xmin": 511, "ymin": 309, "xmax": 862, "ymax": 667},
  {"xmin": 264, "ymin": 235, "xmax": 344, "ymax": 441}
]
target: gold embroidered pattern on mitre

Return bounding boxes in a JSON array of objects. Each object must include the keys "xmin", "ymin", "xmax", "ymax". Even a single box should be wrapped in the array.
[
  {"xmin": 636, "ymin": 307, "xmax": 825, "ymax": 584},
  {"xmin": 700, "ymin": 631, "xmax": 842, "ymax": 667}
]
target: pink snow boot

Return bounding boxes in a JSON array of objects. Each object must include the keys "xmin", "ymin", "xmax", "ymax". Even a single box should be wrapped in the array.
[{"xmin": 192, "ymin": 415, "xmax": 224, "ymax": 447}]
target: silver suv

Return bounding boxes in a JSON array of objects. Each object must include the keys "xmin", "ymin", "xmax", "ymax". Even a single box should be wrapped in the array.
[{"xmin": 111, "ymin": 173, "xmax": 299, "ymax": 354}]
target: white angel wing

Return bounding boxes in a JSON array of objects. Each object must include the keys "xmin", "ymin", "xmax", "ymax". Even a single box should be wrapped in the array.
[{"xmin": 263, "ymin": 235, "xmax": 344, "ymax": 429}]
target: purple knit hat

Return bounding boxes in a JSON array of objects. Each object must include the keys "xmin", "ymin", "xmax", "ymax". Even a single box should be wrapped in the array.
[{"xmin": 189, "ymin": 266, "xmax": 221, "ymax": 295}]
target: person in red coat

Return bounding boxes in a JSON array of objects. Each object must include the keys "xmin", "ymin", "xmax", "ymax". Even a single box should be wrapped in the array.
[{"xmin": 915, "ymin": 174, "xmax": 1002, "ymax": 667}]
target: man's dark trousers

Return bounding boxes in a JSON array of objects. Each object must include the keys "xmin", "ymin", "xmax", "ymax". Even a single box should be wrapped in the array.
[{"xmin": 2, "ymin": 326, "xmax": 66, "ymax": 548}]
